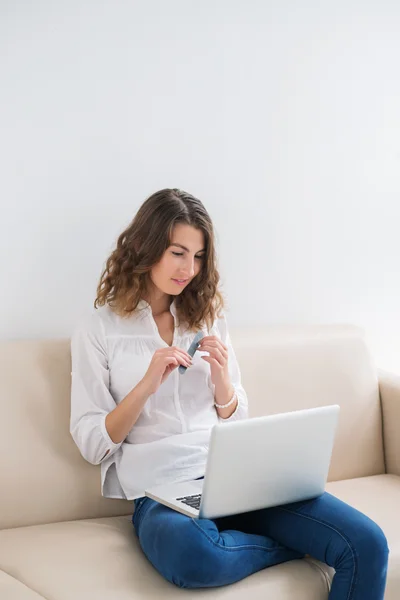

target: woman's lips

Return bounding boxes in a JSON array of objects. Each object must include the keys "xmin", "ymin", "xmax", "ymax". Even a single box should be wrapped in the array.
[{"xmin": 172, "ymin": 279, "xmax": 188, "ymax": 286}]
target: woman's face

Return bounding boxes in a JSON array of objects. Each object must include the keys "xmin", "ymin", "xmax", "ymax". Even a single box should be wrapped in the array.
[{"xmin": 150, "ymin": 224, "xmax": 206, "ymax": 295}]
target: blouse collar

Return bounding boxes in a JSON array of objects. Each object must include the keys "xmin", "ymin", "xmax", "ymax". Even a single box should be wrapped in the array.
[{"xmin": 137, "ymin": 297, "xmax": 178, "ymax": 318}]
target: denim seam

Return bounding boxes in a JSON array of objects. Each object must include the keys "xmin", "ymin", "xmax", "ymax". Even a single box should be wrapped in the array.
[
  {"xmin": 190, "ymin": 517, "xmax": 287, "ymax": 552},
  {"xmin": 133, "ymin": 498, "xmax": 150, "ymax": 528},
  {"xmin": 132, "ymin": 503, "xmax": 143, "ymax": 524},
  {"xmin": 276, "ymin": 506, "xmax": 357, "ymax": 600}
]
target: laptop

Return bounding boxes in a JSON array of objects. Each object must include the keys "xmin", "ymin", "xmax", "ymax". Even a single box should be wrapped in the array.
[{"xmin": 144, "ymin": 404, "xmax": 340, "ymax": 519}]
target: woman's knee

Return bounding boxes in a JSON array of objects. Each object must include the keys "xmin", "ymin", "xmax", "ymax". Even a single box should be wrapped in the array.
[
  {"xmin": 359, "ymin": 518, "xmax": 389, "ymax": 560},
  {"xmin": 344, "ymin": 513, "xmax": 389, "ymax": 569},
  {"xmin": 139, "ymin": 509, "xmax": 222, "ymax": 588},
  {"xmin": 163, "ymin": 519, "xmax": 226, "ymax": 588}
]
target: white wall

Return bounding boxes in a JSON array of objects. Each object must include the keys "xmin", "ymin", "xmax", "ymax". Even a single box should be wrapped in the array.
[{"xmin": 1, "ymin": 1, "xmax": 399, "ymax": 372}]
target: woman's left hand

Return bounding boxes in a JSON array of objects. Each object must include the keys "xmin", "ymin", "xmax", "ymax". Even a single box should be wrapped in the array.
[{"xmin": 198, "ymin": 336, "xmax": 229, "ymax": 386}]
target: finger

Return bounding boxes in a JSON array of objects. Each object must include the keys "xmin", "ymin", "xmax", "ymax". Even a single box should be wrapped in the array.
[
  {"xmin": 174, "ymin": 347, "xmax": 193, "ymax": 360},
  {"xmin": 199, "ymin": 339, "xmax": 228, "ymax": 354},
  {"xmin": 177, "ymin": 349, "xmax": 193, "ymax": 362},
  {"xmin": 203, "ymin": 336, "xmax": 227, "ymax": 349},
  {"xmin": 164, "ymin": 357, "xmax": 178, "ymax": 371},
  {"xmin": 199, "ymin": 336, "xmax": 216, "ymax": 345},
  {"xmin": 169, "ymin": 348, "xmax": 193, "ymax": 362},
  {"xmin": 162, "ymin": 346, "xmax": 192, "ymax": 360},
  {"xmin": 169, "ymin": 359, "xmax": 179, "ymax": 371},
  {"xmin": 201, "ymin": 352, "xmax": 225, "ymax": 368},
  {"xmin": 165, "ymin": 352, "xmax": 191, "ymax": 367},
  {"xmin": 201, "ymin": 355, "xmax": 224, "ymax": 368},
  {"xmin": 200, "ymin": 343, "xmax": 228, "ymax": 361},
  {"xmin": 165, "ymin": 357, "xmax": 178, "ymax": 365},
  {"xmin": 177, "ymin": 354, "xmax": 193, "ymax": 367}
]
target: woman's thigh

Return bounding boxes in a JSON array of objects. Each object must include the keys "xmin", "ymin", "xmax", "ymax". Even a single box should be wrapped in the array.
[
  {"xmin": 228, "ymin": 491, "xmax": 388, "ymax": 560},
  {"xmin": 132, "ymin": 496, "xmax": 303, "ymax": 589},
  {"xmin": 226, "ymin": 491, "xmax": 389, "ymax": 599}
]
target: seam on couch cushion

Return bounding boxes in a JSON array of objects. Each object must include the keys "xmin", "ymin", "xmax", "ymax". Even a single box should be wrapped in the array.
[
  {"xmin": 305, "ymin": 558, "xmax": 333, "ymax": 593},
  {"xmin": 0, "ymin": 568, "xmax": 48, "ymax": 599}
]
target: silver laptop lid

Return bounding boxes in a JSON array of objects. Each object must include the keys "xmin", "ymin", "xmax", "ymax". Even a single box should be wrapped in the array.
[{"xmin": 200, "ymin": 404, "xmax": 340, "ymax": 519}]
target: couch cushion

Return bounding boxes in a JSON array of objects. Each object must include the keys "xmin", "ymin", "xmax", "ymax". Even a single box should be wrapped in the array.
[
  {"xmin": 0, "ymin": 515, "xmax": 332, "ymax": 600},
  {"xmin": 0, "ymin": 570, "xmax": 45, "ymax": 599},
  {"xmin": 0, "ymin": 474, "xmax": 398, "ymax": 600},
  {"xmin": 231, "ymin": 323, "xmax": 385, "ymax": 482}
]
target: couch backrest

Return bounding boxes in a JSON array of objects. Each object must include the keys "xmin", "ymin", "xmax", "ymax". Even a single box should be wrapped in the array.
[
  {"xmin": 233, "ymin": 323, "xmax": 384, "ymax": 482},
  {"xmin": 0, "ymin": 324, "xmax": 384, "ymax": 530}
]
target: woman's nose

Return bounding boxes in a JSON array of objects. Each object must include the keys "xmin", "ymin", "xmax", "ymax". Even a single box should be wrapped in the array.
[{"xmin": 185, "ymin": 258, "xmax": 196, "ymax": 277}]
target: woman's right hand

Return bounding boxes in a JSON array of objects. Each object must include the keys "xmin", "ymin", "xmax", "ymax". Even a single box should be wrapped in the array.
[{"xmin": 140, "ymin": 346, "xmax": 193, "ymax": 395}]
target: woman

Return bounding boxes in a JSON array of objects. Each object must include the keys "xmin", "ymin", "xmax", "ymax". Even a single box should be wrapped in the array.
[{"xmin": 70, "ymin": 188, "xmax": 389, "ymax": 597}]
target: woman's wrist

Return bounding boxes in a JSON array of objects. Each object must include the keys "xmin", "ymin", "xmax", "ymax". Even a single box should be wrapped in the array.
[
  {"xmin": 213, "ymin": 378, "xmax": 238, "ymax": 418},
  {"xmin": 214, "ymin": 389, "xmax": 237, "ymax": 408}
]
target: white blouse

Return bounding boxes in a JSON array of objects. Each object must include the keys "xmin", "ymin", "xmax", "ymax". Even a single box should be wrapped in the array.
[{"xmin": 70, "ymin": 298, "xmax": 249, "ymax": 500}]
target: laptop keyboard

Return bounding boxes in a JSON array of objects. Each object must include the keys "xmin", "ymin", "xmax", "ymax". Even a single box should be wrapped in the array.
[{"xmin": 176, "ymin": 493, "xmax": 202, "ymax": 511}]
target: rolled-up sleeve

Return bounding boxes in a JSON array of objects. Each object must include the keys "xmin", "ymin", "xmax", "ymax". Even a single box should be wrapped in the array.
[
  {"xmin": 70, "ymin": 314, "xmax": 123, "ymax": 465},
  {"xmin": 215, "ymin": 311, "xmax": 249, "ymax": 423}
]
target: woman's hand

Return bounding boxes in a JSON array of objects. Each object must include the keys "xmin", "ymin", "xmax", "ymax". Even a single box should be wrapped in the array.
[
  {"xmin": 198, "ymin": 336, "xmax": 229, "ymax": 386},
  {"xmin": 141, "ymin": 347, "xmax": 193, "ymax": 396}
]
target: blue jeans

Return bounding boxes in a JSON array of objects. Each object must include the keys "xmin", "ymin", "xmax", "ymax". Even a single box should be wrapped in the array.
[{"xmin": 132, "ymin": 477, "xmax": 389, "ymax": 597}]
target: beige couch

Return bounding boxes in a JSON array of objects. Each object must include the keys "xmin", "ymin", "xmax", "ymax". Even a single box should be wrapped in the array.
[{"xmin": 1, "ymin": 323, "xmax": 400, "ymax": 599}]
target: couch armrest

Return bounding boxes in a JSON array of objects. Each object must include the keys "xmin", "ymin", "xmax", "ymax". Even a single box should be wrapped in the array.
[{"xmin": 378, "ymin": 368, "xmax": 400, "ymax": 476}]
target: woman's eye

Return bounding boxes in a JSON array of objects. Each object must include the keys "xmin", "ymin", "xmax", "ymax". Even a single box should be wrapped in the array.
[{"xmin": 172, "ymin": 252, "xmax": 204, "ymax": 260}]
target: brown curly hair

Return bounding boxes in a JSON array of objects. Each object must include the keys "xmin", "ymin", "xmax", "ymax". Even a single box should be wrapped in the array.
[{"xmin": 94, "ymin": 188, "xmax": 226, "ymax": 333}]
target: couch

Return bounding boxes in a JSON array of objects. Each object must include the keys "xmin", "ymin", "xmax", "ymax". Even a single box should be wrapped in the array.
[{"xmin": 1, "ymin": 323, "xmax": 399, "ymax": 599}]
